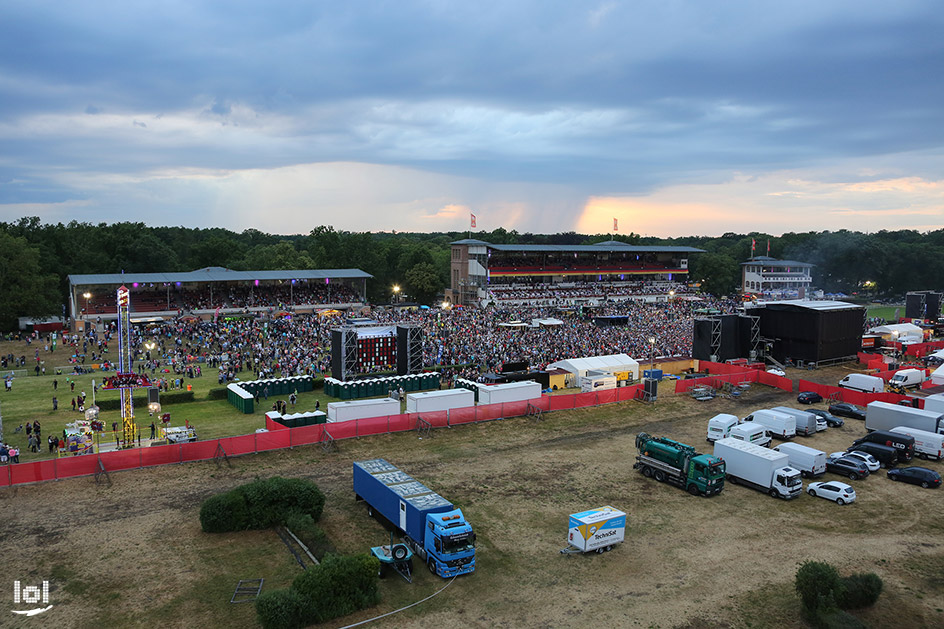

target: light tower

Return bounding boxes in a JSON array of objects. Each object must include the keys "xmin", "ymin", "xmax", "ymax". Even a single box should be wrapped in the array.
[{"xmin": 101, "ymin": 285, "xmax": 152, "ymax": 448}]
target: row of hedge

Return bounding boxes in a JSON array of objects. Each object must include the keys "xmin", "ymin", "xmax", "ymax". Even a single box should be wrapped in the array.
[
  {"xmin": 255, "ymin": 554, "xmax": 380, "ymax": 629},
  {"xmin": 199, "ymin": 477, "xmax": 325, "ymax": 533},
  {"xmin": 795, "ymin": 561, "xmax": 883, "ymax": 628}
]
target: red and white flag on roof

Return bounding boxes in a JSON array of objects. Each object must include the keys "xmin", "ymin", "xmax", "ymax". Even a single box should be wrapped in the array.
[
  {"xmin": 471, "ymin": 213, "xmax": 476, "ymax": 229},
  {"xmin": 613, "ymin": 218, "xmax": 618, "ymax": 231},
  {"xmin": 767, "ymin": 239, "xmax": 770, "ymax": 256},
  {"xmin": 751, "ymin": 238, "xmax": 756, "ymax": 255}
]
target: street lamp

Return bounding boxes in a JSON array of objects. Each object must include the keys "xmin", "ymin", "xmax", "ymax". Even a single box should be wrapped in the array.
[
  {"xmin": 392, "ymin": 285, "xmax": 401, "ymax": 304},
  {"xmin": 83, "ymin": 292, "xmax": 91, "ymax": 320}
]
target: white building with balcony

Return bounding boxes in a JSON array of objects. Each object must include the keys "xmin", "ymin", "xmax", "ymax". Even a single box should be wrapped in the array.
[{"xmin": 741, "ymin": 256, "xmax": 813, "ymax": 298}]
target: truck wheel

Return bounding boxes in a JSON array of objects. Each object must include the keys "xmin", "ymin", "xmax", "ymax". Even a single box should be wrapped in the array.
[
  {"xmin": 428, "ymin": 559, "xmax": 437, "ymax": 575},
  {"xmin": 378, "ymin": 564, "xmax": 386, "ymax": 579},
  {"xmin": 768, "ymin": 489, "xmax": 778, "ymax": 498},
  {"xmin": 367, "ymin": 505, "xmax": 374, "ymax": 517},
  {"xmin": 392, "ymin": 544, "xmax": 409, "ymax": 561},
  {"xmin": 654, "ymin": 470, "xmax": 666, "ymax": 483},
  {"xmin": 687, "ymin": 484, "xmax": 699, "ymax": 496},
  {"xmin": 641, "ymin": 466, "xmax": 652, "ymax": 478}
]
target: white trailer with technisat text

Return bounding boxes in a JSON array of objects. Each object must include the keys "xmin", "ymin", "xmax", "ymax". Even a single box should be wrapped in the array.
[
  {"xmin": 327, "ymin": 398, "xmax": 401, "ymax": 422},
  {"xmin": 561, "ymin": 506, "xmax": 626, "ymax": 555},
  {"xmin": 478, "ymin": 381, "xmax": 543, "ymax": 405},
  {"xmin": 405, "ymin": 389, "xmax": 475, "ymax": 413}
]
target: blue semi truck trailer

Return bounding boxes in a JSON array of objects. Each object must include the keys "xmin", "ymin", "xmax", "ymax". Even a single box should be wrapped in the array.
[{"xmin": 353, "ymin": 458, "xmax": 476, "ymax": 578}]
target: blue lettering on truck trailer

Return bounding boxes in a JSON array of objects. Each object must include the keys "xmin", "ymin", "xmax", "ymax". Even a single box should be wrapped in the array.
[{"xmin": 353, "ymin": 459, "xmax": 476, "ymax": 578}]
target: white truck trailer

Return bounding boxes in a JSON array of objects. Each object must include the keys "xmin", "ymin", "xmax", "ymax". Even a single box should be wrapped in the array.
[
  {"xmin": 743, "ymin": 409, "xmax": 796, "ymax": 440},
  {"xmin": 327, "ymin": 397, "xmax": 401, "ymax": 422},
  {"xmin": 405, "ymin": 389, "xmax": 475, "ymax": 413},
  {"xmin": 865, "ymin": 401, "xmax": 944, "ymax": 435},
  {"xmin": 713, "ymin": 437, "xmax": 803, "ymax": 499},
  {"xmin": 773, "ymin": 442, "xmax": 827, "ymax": 478},
  {"xmin": 477, "ymin": 380, "xmax": 542, "ymax": 405},
  {"xmin": 889, "ymin": 426, "xmax": 944, "ymax": 460},
  {"xmin": 562, "ymin": 506, "xmax": 626, "ymax": 554}
]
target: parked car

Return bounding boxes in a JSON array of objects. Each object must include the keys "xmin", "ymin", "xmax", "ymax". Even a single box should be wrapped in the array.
[
  {"xmin": 825, "ymin": 455, "xmax": 871, "ymax": 481},
  {"xmin": 807, "ymin": 481, "xmax": 856, "ymax": 505},
  {"xmin": 767, "ymin": 368, "xmax": 786, "ymax": 377},
  {"xmin": 829, "ymin": 403, "xmax": 866, "ymax": 421},
  {"xmin": 797, "ymin": 391, "xmax": 823, "ymax": 405},
  {"xmin": 886, "ymin": 467, "xmax": 942, "ymax": 488},
  {"xmin": 830, "ymin": 451, "xmax": 880, "ymax": 473},
  {"xmin": 810, "ymin": 409, "xmax": 844, "ymax": 428}
]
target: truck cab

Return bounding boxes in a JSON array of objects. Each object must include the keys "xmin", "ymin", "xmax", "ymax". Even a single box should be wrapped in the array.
[{"xmin": 424, "ymin": 509, "xmax": 476, "ymax": 577}]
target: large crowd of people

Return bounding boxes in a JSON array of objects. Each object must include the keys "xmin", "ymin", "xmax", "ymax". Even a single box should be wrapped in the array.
[{"xmin": 485, "ymin": 280, "xmax": 694, "ymax": 304}]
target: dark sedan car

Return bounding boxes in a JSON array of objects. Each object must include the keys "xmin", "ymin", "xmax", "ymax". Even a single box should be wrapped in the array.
[
  {"xmin": 825, "ymin": 455, "xmax": 871, "ymax": 481},
  {"xmin": 797, "ymin": 391, "xmax": 823, "ymax": 404},
  {"xmin": 809, "ymin": 409, "xmax": 844, "ymax": 428},
  {"xmin": 887, "ymin": 467, "xmax": 942, "ymax": 488},
  {"xmin": 829, "ymin": 403, "xmax": 866, "ymax": 421}
]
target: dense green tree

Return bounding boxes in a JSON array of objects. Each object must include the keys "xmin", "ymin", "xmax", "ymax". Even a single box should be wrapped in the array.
[
  {"xmin": 0, "ymin": 231, "xmax": 61, "ymax": 329},
  {"xmin": 404, "ymin": 262, "xmax": 441, "ymax": 304}
]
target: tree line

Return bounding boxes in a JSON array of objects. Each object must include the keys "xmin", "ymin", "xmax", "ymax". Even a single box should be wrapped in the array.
[{"xmin": 2, "ymin": 216, "xmax": 943, "ymax": 330}]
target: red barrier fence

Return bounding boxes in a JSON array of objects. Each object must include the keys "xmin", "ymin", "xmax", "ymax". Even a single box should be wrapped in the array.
[
  {"xmin": 0, "ymin": 384, "xmax": 645, "ymax": 488},
  {"xmin": 796, "ymin": 380, "xmax": 914, "ymax": 407}
]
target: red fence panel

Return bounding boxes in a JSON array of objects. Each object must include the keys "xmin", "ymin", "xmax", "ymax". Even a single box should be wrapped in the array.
[
  {"xmin": 103, "ymin": 448, "xmax": 143, "ymax": 472},
  {"xmin": 179, "ymin": 440, "xmax": 220, "ymax": 462},
  {"xmin": 574, "ymin": 392, "xmax": 598, "ymax": 408},
  {"xmin": 757, "ymin": 372, "xmax": 793, "ymax": 392},
  {"xmin": 56, "ymin": 455, "xmax": 102, "ymax": 479},
  {"xmin": 221, "ymin": 435, "xmax": 256, "ymax": 456},
  {"xmin": 475, "ymin": 403, "xmax": 505, "ymax": 422},
  {"xmin": 530, "ymin": 395, "xmax": 551, "ymax": 411},
  {"xmin": 549, "ymin": 394, "xmax": 576, "ymax": 411},
  {"xmin": 448, "ymin": 407, "xmax": 478, "ymax": 425},
  {"xmin": 10, "ymin": 461, "xmax": 57, "ymax": 484},
  {"xmin": 387, "ymin": 413, "xmax": 412, "ymax": 432},
  {"xmin": 419, "ymin": 411, "xmax": 449, "ymax": 428},
  {"xmin": 327, "ymin": 421, "xmax": 358, "ymax": 440},
  {"xmin": 255, "ymin": 430, "xmax": 291, "ymax": 452},
  {"xmin": 595, "ymin": 389, "xmax": 619, "ymax": 405},
  {"xmin": 265, "ymin": 416, "xmax": 288, "ymax": 431},
  {"xmin": 291, "ymin": 425, "xmax": 322, "ymax": 446},
  {"xmin": 502, "ymin": 400, "xmax": 530, "ymax": 418},
  {"xmin": 357, "ymin": 416, "xmax": 391, "ymax": 437},
  {"xmin": 140, "ymin": 444, "xmax": 180, "ymax": 467}
]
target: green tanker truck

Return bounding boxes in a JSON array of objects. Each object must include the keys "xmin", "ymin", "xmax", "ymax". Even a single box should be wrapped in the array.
[{"xmin": 634, "ymin": 432, "xmax": 726, "ymax": 496}]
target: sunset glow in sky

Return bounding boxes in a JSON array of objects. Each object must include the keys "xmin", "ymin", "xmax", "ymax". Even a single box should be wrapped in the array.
[{"xmin": 1, "ymin": 1, "xmax": 942, "ymax": 236}]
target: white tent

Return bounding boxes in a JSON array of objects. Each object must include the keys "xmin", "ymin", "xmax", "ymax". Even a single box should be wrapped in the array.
[
  {"xmin": 930, "ymin": 365, "xmax": 944, "ymax": 386},
  {"xmin": 546, "ymin": 353, "xmax": 640, "ymax": 385},
  {"xmin": 869, "ymin": 323, "xmax": 924, "ymax": 342}
]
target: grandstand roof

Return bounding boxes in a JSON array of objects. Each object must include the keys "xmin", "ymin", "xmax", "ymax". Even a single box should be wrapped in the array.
[
  {"xmin": 741, "ymin": 256, "xmax": 813, "ymax": 267},
  {"xmin": 68, "ymin": 267, "xmax": 372, "ymax": 287},
  {"xmin": 451, "ymin": 239, "xmax": 703, "ymax": 253}
]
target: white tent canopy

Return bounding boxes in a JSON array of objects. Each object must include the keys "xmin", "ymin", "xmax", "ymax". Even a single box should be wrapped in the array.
[
  {"xmin": 546, "ymin": 354, "xmax": 640, "ymax": 383},
  {"xmin": 869, "ymin": 323, "xmax": 924, "ymax": 342}
]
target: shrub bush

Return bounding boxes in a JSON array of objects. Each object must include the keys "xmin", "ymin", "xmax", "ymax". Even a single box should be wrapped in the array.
[
  {"xmin": 838, "ymin": 572, "xmax": 883, "ymax": 609},
  {"xmin": 200, "ymin": 477, "xmax": 325, "ymax": 533},
  {"xmin": 255, "ymin": 588, "xmax": 307, "ymax": 629},
  {"xmin": 199, "ymin": 490, "xmax": 249, "ymax": 533},
  {"xmin": 284, "ymin": 512, "xmax": 336, "ymax": 561},
  {"xmin": 813, "ymin": 608, "xmax": 867, "ymax": 629},
  {"xmin": 292, "ymin": 554, "xmax": 381, "ymax": 624},
  {"xmin": 207, "ymin": 387, "xmax": 229, "ymax": 400},
  {"xmin": 796, "ymin": 561, "xmax": 842, "ymax": 613}
]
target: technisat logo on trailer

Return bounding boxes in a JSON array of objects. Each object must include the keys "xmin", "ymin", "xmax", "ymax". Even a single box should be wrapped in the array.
[{"xmin": 567, "ymin": 506, "xmax": 627, "ymax": 551}]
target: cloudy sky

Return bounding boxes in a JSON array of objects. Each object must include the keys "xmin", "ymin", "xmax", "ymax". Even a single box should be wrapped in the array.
[{"xmin": 1, "ymin": 1, "xmax": 942, "ymax": 237}]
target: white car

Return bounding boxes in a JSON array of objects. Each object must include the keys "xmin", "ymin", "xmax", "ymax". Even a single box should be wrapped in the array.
[
  {"xmin": 766, "ymin": 368, "xmax": 786, "ymax": 377},
  {"xmin": 815, "ymin": 417, "xmax": 828, "ymax": 432},
  {"xmin": 807, "ymin": 481, "xmax": 857, "ymax": 505},
  {"xmin": 830, "ymin": 451, "xmax": 880, "ymax": 473}
]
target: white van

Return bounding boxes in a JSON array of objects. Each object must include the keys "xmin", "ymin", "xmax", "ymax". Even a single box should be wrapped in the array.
[
  {"xmin": 773, "ymin": 442, "xmax": 827, "ymax": 478},
  {"xmin": 707, "ymin": 413, "xmax": 740, "ymax": 443},
  {"xmin": 890, "ymin": 426, "xmax": 944, "ymax": 460},
  {"xmin": 771, "ymin": 406, "xmax": 818, "ymax": 437},
  {"xmin": 838, "ymin": 373, "xmax": 884, "ymax": 393},
  {"xmin": 743, "ymin": 409, "xmax": 796, "ymax": 440},
  {"xmin": 729, "ymin": 423, "xmax": 772, "ymax": 448},
  {"xmin": 887, "ymin": 368, "xmax": 925, "ymax": 391}
]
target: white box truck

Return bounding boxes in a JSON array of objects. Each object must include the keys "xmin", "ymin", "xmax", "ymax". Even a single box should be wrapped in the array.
[
  {"xmin": 773, "ymin": 442, "xmax": 827, "ymax": 478},
  {"xmin": 405, "ymin": 389, "xmax": 475, "ymax": 413},
  {"xmin": 923, "ymin": 393, "xmax": 944, "ymax": 415},
  {"xmin": 772, "ymin": 406, "xmax": 818, "ymax": 437},
  {"xmin": 564, "ymin": 506, "xmax": 626, "ymax": 554},
  {"xmin": 838, "ymin": 373, "xmax": 884, "ymax": 393},
  {"xmin": 477, "ymin": 380, "xmax": 542, "ymax": 405},
  {"xmin": 743, "ymin": 409, "xmax": 796, "ymax": 440},
  {"xmin": 713, "ymin": 438, "xmax": 803, "ymax": 499},
  {"xmin": 889, "ymin": 426, "xmax": 944, "ymax": 460},
  {"xmin": 729, "ymin": 423, "xmax": 772, "ymax": 448},
  {"xmin": 327, "ymin": 397, "xmax": 401, "ymax": 422},
  {"xmin": 706, "ymin": 413, "xmax": 739, "ymax": 442},
  {"xmin": 865, "ymin": 401, "xmax": 944, "ymax": 435}
]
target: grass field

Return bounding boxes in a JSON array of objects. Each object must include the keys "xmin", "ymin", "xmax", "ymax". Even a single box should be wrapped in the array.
[{"xmin": 3, "ymin": 361, "xmax": 944, "ymax": 628}]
